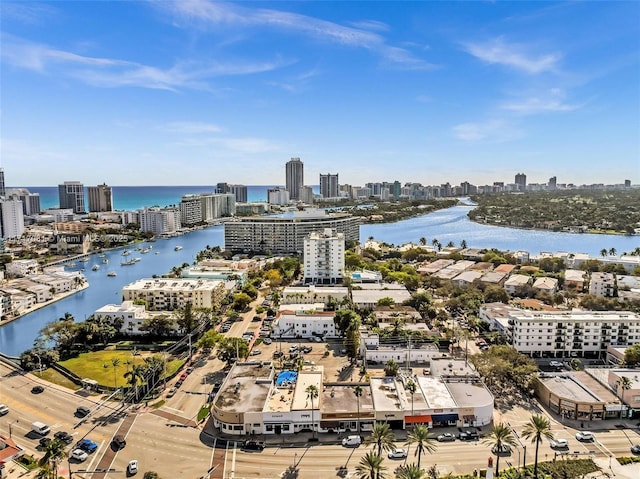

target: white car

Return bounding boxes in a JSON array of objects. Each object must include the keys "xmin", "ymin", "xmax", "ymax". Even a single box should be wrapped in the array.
[
  {"xmin": 127, "ymin": 460, "xmax": 139, "ymax": 475},
  {"xmin": 262, "ymin": 338, "xmax": 272, "ymax": 345},
  {"xmin": 575, "ymin": 431, "xmax": 594, "ymax": 442},
  {"xmin": 341, "ymin": 435, "xmax": 361, "ymax": 447},
  {"xmin": 551, "ymin": 438, "xmax": 569, "ymax": 449},
  {"xmin": 549, "ymin": 360, "xmax": 563, "ymax": 368},
  {"xmin": 250, "ymin": 349, "xmax": 262, "ymax": 356},
  {"xmin": 71, "ymin": 449, "xmax": 88, "ymax": 462},
  {"xmin": 388, "ymin": 448, "xmax": 408, "ymax": 459},
  {"xmin": 0, "ymin": 404, "xmax": 9, "ymax": 416}
]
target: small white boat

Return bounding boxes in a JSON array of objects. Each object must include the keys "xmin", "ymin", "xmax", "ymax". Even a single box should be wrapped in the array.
[
  {"xmin": 102, "ymin": 258, "xmax": 109, "ymax": 264},
  {"xmin": 122, "ymin": 250, "xmax": 131, "ymax": 256},
  {"xmin": 92, "ymin": 265, "xmax": 100, "ymax": 271},
  {"xmin": 107, "ymin": 271, "xmax": 117, "ymax": 277},
  {"xmin": 174, "ymin": 246, "xmax": 183, "ymax": 251}
]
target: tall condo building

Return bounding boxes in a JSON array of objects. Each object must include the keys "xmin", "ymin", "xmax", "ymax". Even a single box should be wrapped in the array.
[
  {"xmin": 548, "ymin": 176, "xmax": 557, "ymax": 189},
  {"xmin": 11, "ymin": 189, "xmax": 41, "ymax": 215},
  {"xmin": 87, "ymin": 183, "xmax": 113, "ymax": 212},
  {"xmin": 0, "ymin": 168, "xmax": 5, "ymax": 198},
  {"xmin": 299, "ymin": 185, "xmax": 314, "ymax": 204},
  {"xmin": 58, "ymin": 181, "xmax": 86, "ymax": 213},
  {"xmin": 0, "ymin": 198, "xmax": 25, "ymax": 239},
  {"xmin": 285, "ymin": 157, "xmax": 304, "ymax": 201},
  {"xmin": 303, "ymin": 228, "xmax": 345, "ymax": 284},
  {"xmin": 217, "ymin": 183, "xmax": 248, "ymax": 203},
  {"xmin": 179, "ymin": 193, "xmax": 236, "ymax": 225},
  {"xmin": 138, "ymin": 207, "xmax": 180, "ymax": 235},
  {"xmin": 514, "ymin": 173, "xmax": 527, "ymax": 191},
  {"xmin": 319, "ymin": 173, "xmax": 339, "ymax": 198}
]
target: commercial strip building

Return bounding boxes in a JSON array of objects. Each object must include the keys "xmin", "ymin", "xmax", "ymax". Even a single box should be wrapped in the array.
[
  {"xmin": 223, "ymin": 209, "xmax": 360, "ymax": 254},
  {"xmin": 209, "ymin": 358, "xmax": 494, "ymax": 437},
  {"xmin": 480, "ymin": 302, "xmax": 640, "ymax": 358}
]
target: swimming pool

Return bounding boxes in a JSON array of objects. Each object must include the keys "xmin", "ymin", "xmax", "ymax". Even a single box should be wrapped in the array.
[{"xmin": 276, "ymin": 371, "xmax": 298, "ymax": 386}]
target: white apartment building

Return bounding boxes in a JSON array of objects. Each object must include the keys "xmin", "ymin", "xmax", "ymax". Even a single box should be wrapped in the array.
[
  {"xmin": 267, "ymin": 188, "xmax": 290, "ymax": 205},
  {"xmin": 122, "ymin": 278, "xmax": 226, "ymax": 311},
  {"xmin": 589, "ymin": 272, "xmax": 616, "ymax": 297},
  {"xmin": 6, "ymin": 259, "xmax": 39, "ymax": 278},
  {"xmin": 0, "ymin": 198, "xmax": 25, "ymax": 239},
  {"xmin": 281, "ymin": 285, "xmax": 349, "ymax": 306},
  {"xmin": 138, "ymin": 207, "xmax": 181, "ymax": 235},
  {"xmin": 533, "ymin": 276, "xmax": 559, "ymax": 294},
  {"xmin": 303, "ymin": 228, "xmax": 345, "ymax": 284},
  {"xmin": 272, "ymin": 310, "xmax": 338, "ymax": 339},
  {"xmin": 92, "ymin": 301, "xmax": 178, "ymax": 336},
  {"xmin": 480, "ymin": 303, "xmax": 640, "ymax": 358},
  {"xmin": 359, "ymin": 327, "xmax": 442, "ymax": 365}
]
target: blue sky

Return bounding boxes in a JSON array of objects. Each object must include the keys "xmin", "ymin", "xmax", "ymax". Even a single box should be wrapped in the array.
[{"xmin": 2, "ymin": 0, "xmax": 639, "ymax": 187}]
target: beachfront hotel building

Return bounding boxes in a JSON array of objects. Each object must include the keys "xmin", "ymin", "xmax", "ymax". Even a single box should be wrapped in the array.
[
  {"xmin": 58, "ymin": 181, "xmax": 86, "ymax": 214},
  {"xmin": 122, "ymin": 278, "xmax": 226, "ymax": 311},
  {"xmin": 480, "ymin": 302, "xmax": 640, "ymax": 358},
  {"xmin": 223, "ymin": 209, "xmax": 359, "ymax": 254},
  {"xmin": 87, "ymin": 183, "xmax": 113, "ymax": 212},
  {"xmin": 138, "ymin": 207, "xmax": 180, "ymax": 235},
  {"xmin": 179, "ymin": 193, "xmax": 235, "ymax": 226},
  {"xmin": 208, "ymin": 358, "xmax": 493, "ymax": 437}
]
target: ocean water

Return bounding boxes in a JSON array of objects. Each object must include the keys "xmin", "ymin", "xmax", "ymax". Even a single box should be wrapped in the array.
[{"xmin": 18, "ymin": 185, "xmax": 315, "ymax": 211}]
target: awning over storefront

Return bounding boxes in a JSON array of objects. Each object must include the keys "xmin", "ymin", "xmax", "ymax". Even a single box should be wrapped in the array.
[
  {"xmin": 432, "ymin": 414, "xmax": 458, "ymax": 422},
  {"xmin": 320, "ymin": 421, "xmax": 340, "ymax": 428},
  {"xmin": 405, "ymin": 415, "xmax": 432, "ymax": 424}
]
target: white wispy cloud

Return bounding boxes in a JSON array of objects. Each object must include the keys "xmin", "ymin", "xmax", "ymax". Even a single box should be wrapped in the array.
[
  {"xmin": 1, "ymin": 2, "xmax": 58, "ymax": 25},
  {"xmin": 172, "ymin": 136, "xmax": 282, "ymax": 154},
  {"xmin": 463, "ymin": 37, "xmax": 560, "ymax": 74},
  {"xmin": 162, "ymin": 121, "xmax": 224, "ymax": 134},
  {"xmin": 347, "ymin": 20, "xmax": 390, "ymax": 32},
  {"xmin": 501, "ymin": 89, "xmax": 582, "ymax": 114},
  {"xmin": 0, "ymin": 33, "xmax": 289, "ymax": 90},
  {"xmin": 452, "ymin": 119, "xmax": 523, "ymax": 142},
  {"xmin": 158, "ymin": 0, "xmax": 435, "ymax": 70}
]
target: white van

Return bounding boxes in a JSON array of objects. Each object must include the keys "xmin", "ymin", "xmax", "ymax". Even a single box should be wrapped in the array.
[
  {"xmin": 32, "ymin": 421, "xmax": 51, "ymax": 436},
  {"xmin": 342, "ymin": 435, "xmax": 362, "ymax": 447}
]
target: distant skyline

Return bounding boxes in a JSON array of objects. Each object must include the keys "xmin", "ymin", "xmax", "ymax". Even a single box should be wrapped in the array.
[{"xmin": 2, "ymin": 1, "xmax": 639, "ymax": 186}]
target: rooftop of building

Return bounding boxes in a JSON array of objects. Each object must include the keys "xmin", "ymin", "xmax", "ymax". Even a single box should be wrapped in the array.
[
  {"xmin": 504, "ymin": 274, "xmax": 532, "ymax": 285},
  {"xmin": 214, "ymin": 362, "xmax": 274, "ymax": 414},
  {"xmin": 283, "ymin": 285, "xmax": 349, "ymax": 295},
  {"xmin": 351, "ymin": 288, "xmax": 411, "ymax": 304},
  {"xmin": 469, "ymin": 262, "xmax": 494, "ymax": 271},
  {"xmin": 538, "ymin": 371, "xmax": 621, "ymax": 404},
  {"xmin": 370, "ymin": 377, "xmax": 406, "ymax": 412},
  {"xmin": 373, "ymin": 306, "xmax": 421, "ymax": 322},
  {"xmin": 321, "ymin": 383, "xmax": 375, "ymax": 415},
  {"xmin": 429, "ymin": 358, "xmax": 478, "ymax": 378},
  {"xmin": 494, "ymin": 264, "xmax": 517, "ymax": 274},
  {"xmin": 445, "ymin": 379, "xmax": 494, "ymax": 408},
  {"xmin": 433, "ymin": 269, "xmax": 461, "ymax": 280},
  {"xmin": 291, "ymin": 371, "xmax": 323, "ymax": 411},
  {"xmin": 565, "ymin": 269, "xmax": 587, "ymax": 282},
  {"xmin": 481, "ymin": 271, "xmax": 507, "ymax": 283},
  {"xmin": 417, "ymin": 376, "xmax": 457, "ymax": 409},
  {"xmin": 453, "ymin": 271, "xmax": 484, "ymax": 283},
  {"xmin": 122, "ymin": 277, "xmax": 224, "ymax": 291}
]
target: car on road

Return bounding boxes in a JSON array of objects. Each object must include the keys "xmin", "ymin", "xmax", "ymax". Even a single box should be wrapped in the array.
[
  {"xmin": 263, "ymin": 338, "xmax": 272, "ymax": 345},
  {"xmin": 166, "ymin": 387, "xmax": 178, "ymax": 398},
  {"xmin": 175, "ymin": 380, "xmax": 183, "ymax": 388},
  {"xmin": 437, "ymin": 433, "xmax": 456, "ymax": 442},
  {"xmin": 0, "ymin": 404, "xmax": 8, "ymax": 416},
  {"xmin": 631, "ymin": 444, "xmax": 640, "ymax": 454},
  {"xmin": 387, "ymin": 448, "xmax": 408, "ymax": 459},
  {"xmin": 77, "ymin": 438, "xmax": 98, "ymax": 453},
  {"xmin": 492, "ymin": 444, "xmax": 512, "ymax": 455},
  {"xmin": 75, "ymin": 406, "xmax": 91, "ymax": 417},
  {"xmin": 550, "ymin": 438, "xmax": 569, "ymax": 449},
  {"xmin": 186, "ymin": 367, "xmax": 194, "ymax": 374},
  {"xmin": 31, "ymin": 385, "xmax": 44, "ymax": 394},
  {"xmin": 459, "ymin": 430, "xmax": 480, "ymax": 441},
  {"xmin": 342, "ymin": 435, "xmax": 362, "ymax": 447},
  {"xmin": 301, "ymin": 346, "xmax": 312, "ymax": 353},
  {"xmin": 575, "ymin": 431, "xmax": 594, "ymax": 442},
  {"xmin": 241, "ymin": 440, "xmax": 265, "ymax": 452},
  {"xmin": 71, "ymin": 449, "xmax": 89, "ymax": 462},
  {"xmin": 39, "ymin": 437, "xmax": 52, "ymax": 448},
  {"xmin": 250, "ymin": 349, "xmax": 262, "ymax": 356},
  {"xmin": 289, "ymin": 345, "xmax": 298, "ymax": 353},
  {"xmin": 54, "ymin": 431, "xmax": 74, "ymax": 445},
  {"xmin": 549, "ymin": 360, "xmax": 563, "ymax": 368},
  {"xmin": 112, "ymin": 435, "xmax": 126, "ymax": 449},
  {"xmin": 311, "ymin": 336, "xmax": 322, "ymax": 343},
  {"xmin": 127, "ymin": 460, "xmax": 139, "ymax": 475}
]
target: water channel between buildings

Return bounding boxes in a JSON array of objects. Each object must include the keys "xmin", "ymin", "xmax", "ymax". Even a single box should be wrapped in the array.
[{"xmin": 1, "ymin": 204, "xmax": 638, "ymax": 356}]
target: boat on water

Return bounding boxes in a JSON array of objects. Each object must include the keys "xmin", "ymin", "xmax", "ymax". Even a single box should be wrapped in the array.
[
  {"xmin": 68, "ymin": 262, "xmax": 77, "ymax": 267},
  {"xmin": 98, "ymin": 253, "xmax": 106, "ymax": 258},
  {"xmin": 107, "ymin": 271, "xmax": 117, "ymax": 277},
  {"xmin": 121, "ymin": 259, "xmax": 137, "ymax": 266},
  {"xmin": 122, "ymin": 250, "xmax": 131, "ymax": 256},
  {"xmin": 154, "ymin": 251, "xmax": 160, "ymax": 255},
  {"xmin": 102, "ymin": 258, "xmax": 109, "ymax": 264},
  {"xmin": 141, "ymin": 246, "xmax": 152, "ymax": 254},
  {"xmin": 174, "ymin": 246, "xmax": 183, "ymax": 251},
  {"xmin": 79, "ymin": 257, "xmax": 90, "ymax": 262},
  {"xmin": 92, "ymin": 265, "xmax": 100, "ymax": 271}
]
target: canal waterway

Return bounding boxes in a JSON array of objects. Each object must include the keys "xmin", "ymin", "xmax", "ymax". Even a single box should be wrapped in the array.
[{"xmin": 1, "ymin": 205, "xmax": 638, "ymax": 356}]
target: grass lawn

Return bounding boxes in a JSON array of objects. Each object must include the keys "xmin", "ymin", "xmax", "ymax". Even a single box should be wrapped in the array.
[
  {"xmin": 35, "ymin": 368, "xmax": 82, "ymax": 390},
  {"xmin": 60, "ymin": 350, "xmax": 184, "ymax": 388}
]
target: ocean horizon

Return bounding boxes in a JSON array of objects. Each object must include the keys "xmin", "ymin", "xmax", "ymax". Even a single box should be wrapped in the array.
[{"xmin": 15, "ymin": 185, "xmax": 320, "ymax": 212}]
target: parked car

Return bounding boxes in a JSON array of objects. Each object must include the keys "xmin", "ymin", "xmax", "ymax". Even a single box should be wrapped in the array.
[
  {"xmin": 250, "ymin": 349, "xmax": 262, "ymax": 356},
  {"xmin": 302, "ymin": 346, "xmax": 312, "ymax": 353},
  {"xmin": 437, "ymin": 433, "xmax": 456, "ymax": 442},
  {"xmin": 71, "ymin": 449, "xmax": 88, "ymax": 462},
  {"xmin": 241, "ymin": 440, "xmax": 265, "ymax": 452},
  {"xmin": 0, "ymin": 404, "xmax": 8, "ymax": 416},
  {"xmin": 631, "ymin": 444, "xmax": 640, "ymax": 454},
  {"xmin": 54, "ymin": 431, "xmax": 74, "ymax": 445},
  {"xmin": 39, "ymin": 437, "xmax": 52, "ymax": 448},
  {"xmin": 127, "ymin": 460, "xmax": 139, "ymax": 475},
  {"xmin": 575, "ymin": 431, "xmax": 594, "ymax": 442},
  {"xmin": 263, "ymin": 338, "xmax": 272, "ymax": 345},
  {"xmin": 186, "ymin": 366, "xmax": 194, "ymax": 374},
  {"xmin": 166, "ymin": 387, "xmax": 178, "ymax": 398},
  {"xmin": 273, "ymin": 351, "xmax": 284, "ymax": 358},
  {"xmin": 549, "ymin": 360, "xmax": 563, "ymax": 368},
  {"xmin": 311, "ymin": 336, "xmax": 322, "ymax": 343},
  {"xmin": 459, "ymin": 430, "xmax": 479, "ymax": 441},
  {"xmin": 31, "ymin": 385, "xmax": 44, "ymax": 394},
  {"xmin": 387, "ymin": 448, "xmax": 408, "ymax": 459},
  {"xmin": 289, "ymin": 345, "xmax": 298, "ymax": 353},
  {"xmin": 175, "ymin": 380, "xmax": 183, "ymax": 388},
  {"xmin": 342, "ymin": 435, "xmax": 362, "ymax": 447},
  {"xmin": 77, "ymin": 438, "xmax": 98, "ymax": 453},
  {"xmin": 550, "ymin": 438, "xmax": 569, "ymax": 449}
]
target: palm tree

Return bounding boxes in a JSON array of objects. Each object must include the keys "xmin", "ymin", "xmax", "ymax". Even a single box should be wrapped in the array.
[
  {"xmin": 522, "ymin": 414, "xmax": 554, "ymax": 479},
  {"xmin": 111, "ymin": 358, "xmax": 120, "ymax": 390},
  {"xmin": 365, "ymin": 422, "xmax": 396, "ymax": 457},
  {"xmin": 419, "ymin": 237, "xmax": 427, "ymax": 246},
  {"xmin": 617, "ymin": 376, "xmax": 632, "ymax": 412},
  {"xmin": 306, "ymin": 384, "xmax": 319, "ymax": 439},
  {"xmin": 39, "ymin": 438, "xmax": 67, "ymax": 479},
  {"xmin": 395, "ymin": 464, "xmax": 425, "ymax": 479},
  {"xmin": 460, "ymin": 239, "xmax": 467, "ymax": 249},
  {"xmin": 609, "ymin": 247, "xmax": 617, "ymax": 257},
  {"xmin": 354, "ymin": 385, "xmax": 363, "ymax": 434},
  {"xmin": 356, "ymin": 451, "xmax": 387, "ymax": 479},
  {"xmin": 124, "ymin": 364, "xmax": 146, "ymax": 402},
  {"xmin": 600, "ymin": 248, "xmax": 608, "ymax": 258},
  {"xmin": 405, "ymin": 424, "xmax": 436, "ymax": 469},
  {"xmin": 483, "ymin": 422, "xmax": 516, "ymax": 476},
  {"xmin": 405, "ymin": 380, "xmax": 417, "ymax": 419}
]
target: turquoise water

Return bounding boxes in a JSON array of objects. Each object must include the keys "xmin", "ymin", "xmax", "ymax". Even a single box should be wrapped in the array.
[{"xmin": 276, "ymin": 371, "xmax": 298, "ymax": 386}]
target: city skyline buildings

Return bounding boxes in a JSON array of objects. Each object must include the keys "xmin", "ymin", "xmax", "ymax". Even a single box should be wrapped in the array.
[
  {"xmin": 2, "ymin": 1, "xmax": 638, "ymax": 187},
  {"xmin": 285, "ymin": 157, "xmax": 304, "ymax": 201}
]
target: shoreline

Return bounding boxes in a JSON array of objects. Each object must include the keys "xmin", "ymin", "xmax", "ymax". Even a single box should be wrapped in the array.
[
  {"xmin": 467, "ymin": 218, "xmax": 636, "ymax": 237},
  {"xmin": 0, "ymin": 283, "xmax": 90, "ymax": 328}
]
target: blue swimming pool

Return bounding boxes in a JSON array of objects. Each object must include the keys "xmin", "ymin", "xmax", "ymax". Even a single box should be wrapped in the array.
[{"xmin": 276, "ymin": 371, "xmax": 298, "ymax": 386}]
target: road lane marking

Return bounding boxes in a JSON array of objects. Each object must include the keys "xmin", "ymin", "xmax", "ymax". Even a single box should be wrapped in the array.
[
  {"xmin": 222, "ymin": 440, "xmax": 229, "ymax": 479},
  {"xmin": 231, "ymin": 442, "xmax": 237, "ymax": 479}
]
